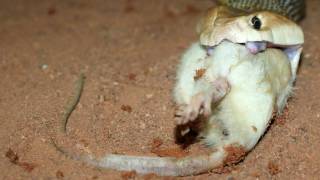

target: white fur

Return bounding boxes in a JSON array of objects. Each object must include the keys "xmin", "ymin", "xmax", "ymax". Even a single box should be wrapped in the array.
[
  {"xmin": 174, "ymin": 41, "xmax": 293, "ymax": 150},
  {"xmin": 173, "ymin": 42, "xmax": 208, "ymax": 105}
]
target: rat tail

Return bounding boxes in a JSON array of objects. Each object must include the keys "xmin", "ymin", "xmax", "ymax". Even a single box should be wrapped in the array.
[
  {"xmin": 90, "ymin": 149, "xmax": 226, "ymax": 176},
  {"xmin": 52, "ymin": 138, "xmax": 226, "ymax": 176}
]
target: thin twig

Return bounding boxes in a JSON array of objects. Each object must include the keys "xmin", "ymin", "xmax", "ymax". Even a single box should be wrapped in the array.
[{"xmin": 62, "ymin": 73, "xmax": 85, "ymax": 133}]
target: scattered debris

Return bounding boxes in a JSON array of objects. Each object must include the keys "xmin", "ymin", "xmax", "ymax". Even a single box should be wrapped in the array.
[
  {"xmin": 224, "ymin": 145, "xmax": 246, "ymax": 166},
  {"xmin": 226, "ymin": 176, "xmax": 236, "ymax": 180},
  {"xmin": 40, "ymin": 64, "xmax": 48, "ymax": 70},
  {"xmin": 125, "ymin": 5, "xmax": 135, "ymax": 13},
  {"xmin": 48, "ymin": 7, "xmax": 56, "ymax": 15},
  {"xmin": 6, "ymin": 148, "xmax": 19, "ymax": 164},
  {"xmin": 250, "ymin": 170, "xmax": 261, "ymax": 178},
  {"xmin": 145, "ymin": 113, "xmax": 150, "ymax": 117},
  {"xmin": 18, "ymin": 162, "xmax": 36, "ymax": 173},
  {"xmin": 121, "ymin": 170, "xmax": 137, "ymax": 180},
  {"xmin": 184, "ymin": 4, "xmax": 200, "ymax": 15},
  {"xmin": 79, "ymin": 139, "xmax": 89, "ymax": 148},
  {"xmin": 140, "ymin": 122, "xmax": 146, "ymax": 129},
  {"xmin": 268, "ymin": 161, "xmax": 281, "ymax": 175},
  {"xmin": 98, "ymin": 94, "xmax": 106, "ymax": 103},
  {"xmin": 145, "ymin": 94, "xmax": 153, "ymax": 99},
  {"xmin": 304, "ymin": 53, "xmax": 311, "ymax": 59},
  {"xmin": 164, "ymin": 6, "xmax": 177, "ymax": 18},
  {"xmin": 128, "ymin": 73, "xmax": 137, "ymax": 81},
  {"xmin": 56, "ymin": 170, "xmax": 64, "ymax": 179},
  {"xmin": 194, "ymin": 68, "xmax": 206, "ymax": 80},
  {"xmin": 165, "ymin": 10, "xmax": 176, "ymax": 18},
  {"xmin": 124, "ymin": 0, "xmax": 135, "ymax": 13},
  {"xmin": 150, "ymin": 138, "xmax": 163, "ymax": 151},
  {"xmin": 5, "ymin": 149, "xmax": 36, "ymax": 172},
  {"xmin": 121, "ymin": 105, "xmax": 133, "ymax": 113}
]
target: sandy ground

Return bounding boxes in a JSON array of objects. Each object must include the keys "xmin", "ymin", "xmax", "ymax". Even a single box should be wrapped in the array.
[{"xmin": 1, "ymin": 0, "xmax": 319, "ymax": 179}]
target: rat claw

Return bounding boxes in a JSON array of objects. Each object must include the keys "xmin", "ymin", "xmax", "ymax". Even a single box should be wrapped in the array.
[
  {"xmin": 174, "ymin": 78, "xmax": 230, "ymax": 125},
  {"xmin": 174, "ymin": 92, "xmax": 208, "ymax": 125},
  {"xmin": 174, "ymin": 105, "xmax": 188, "ymax": 125},
  {"xmin": 175, "ymin": 104, "xmax": 199, "ymax": 125}
]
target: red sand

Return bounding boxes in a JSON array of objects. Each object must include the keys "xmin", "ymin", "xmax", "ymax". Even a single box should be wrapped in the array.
[{"xmin": 1, "ymin": 0, "xmax": 319, "ymax": 179}]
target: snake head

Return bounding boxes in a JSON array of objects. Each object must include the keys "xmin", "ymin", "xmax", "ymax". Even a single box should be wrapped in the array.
[{"xmin": 197, "ymin": 6, "xmax": 304, "ymax": 80}]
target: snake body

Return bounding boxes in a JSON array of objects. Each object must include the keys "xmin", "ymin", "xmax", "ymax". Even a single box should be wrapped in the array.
[{"xmin": 218, "ymin": 0, "xmax": 305, "ymax": 22}]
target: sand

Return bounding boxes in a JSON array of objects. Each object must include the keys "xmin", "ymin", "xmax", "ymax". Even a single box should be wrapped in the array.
[{"xmin": 1, "ymin": 0, "xmax": 319, "ymax": 179}]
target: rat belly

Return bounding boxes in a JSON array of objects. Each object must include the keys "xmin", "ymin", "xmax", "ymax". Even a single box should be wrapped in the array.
[{"xmin": 202, "ymin": 41, "xmax": 291, "ymax": 150}]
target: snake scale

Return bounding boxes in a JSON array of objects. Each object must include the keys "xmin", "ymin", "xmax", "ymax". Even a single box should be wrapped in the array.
[{"xmin": 218, "ymin": 0, "xmax": 305, "ymax": 22}]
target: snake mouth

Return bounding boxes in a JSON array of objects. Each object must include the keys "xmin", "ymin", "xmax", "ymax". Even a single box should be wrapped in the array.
[
  {"xmin": 243, "ymin": 41, "xmax": 303, "ymax": 58},
  {"xmin": 204, "ymin": 40, "xmax": 303, "ymax": 80},
  {"xmin": 206, "ymin": 40, "xmax": 302, "ymax": 62},
  {"xmin": 198, "ymin": 7, "xmax": 304, "ymax": 53}
]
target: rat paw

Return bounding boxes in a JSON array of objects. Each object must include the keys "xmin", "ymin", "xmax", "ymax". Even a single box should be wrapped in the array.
[
  {"xmin": 174, "ymin": 104, "xmax": 198, "ymax": 125},
  {"xmin": 174, "ymin": 77, "xmax": 230, "ymax": 125},
  {"xmin": 175, "ymin": 93, "xmax": 211, "ymax": 125}
]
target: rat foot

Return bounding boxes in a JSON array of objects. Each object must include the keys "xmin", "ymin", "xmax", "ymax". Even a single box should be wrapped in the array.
[
  {"xmin": 175, "ymin": 77, "xmax": 230, "ymax": 125},
  {"xmin": 175, "ymin": 92, "xmax": 209, "ymax": 125}
]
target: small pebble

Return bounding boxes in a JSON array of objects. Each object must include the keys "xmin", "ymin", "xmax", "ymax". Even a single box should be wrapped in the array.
[
  {"xmin": 304, "ymin": 53, "xmax": 311, "ymax": 59},
  {"xmin": 226, "ymin": 176, "xmax": 235, "ymax": 180},
  {"xmin": 140, "ymin": 122, "xmax": 146, "ymax": 129},
  {"xmin": 98, "ymin": 95, "xmax": 106, "ymax": 103},
  {"xmin": 40, "ymin": 64, "xmax": 48, "ymax": 70},
  {"xmin": 56, "ymin": 170, "xmax": 64, "ymax": 179},
  {"xmin": 146, "ymin": 94, "xmax": 153, "ymax": 99}
]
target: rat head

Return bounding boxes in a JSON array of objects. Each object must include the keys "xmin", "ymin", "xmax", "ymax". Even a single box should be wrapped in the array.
[{"xmin": 197, "ymin": 6, "xmax": 304, "ymax": 79}]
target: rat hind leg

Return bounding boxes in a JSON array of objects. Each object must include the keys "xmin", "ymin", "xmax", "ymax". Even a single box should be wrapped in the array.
[
  {"xmin": 199, "ymin": 115, "xmax": 229, "ymax": 147},
  {"xmin": 202, "ymin": 91, "xmax": 275, "ymax": 150},
  {"xmin": 201, "ymin": 113, "xmax": 264, "ymax": 150}
]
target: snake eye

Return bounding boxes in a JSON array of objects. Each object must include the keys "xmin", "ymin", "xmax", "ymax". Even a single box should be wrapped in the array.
[{"xmin": 251, "ymin": 16, "xmax": 261, "ymax": 30}]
